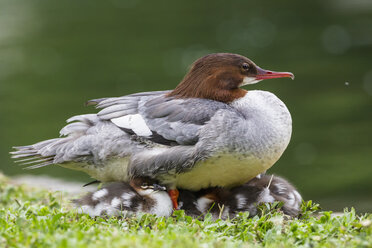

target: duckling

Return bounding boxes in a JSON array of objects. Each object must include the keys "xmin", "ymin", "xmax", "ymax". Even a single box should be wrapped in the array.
[
  {"xmin": 245, "ymin": 174, "xmax": 302, "ymax": 217},
  {"xmin": 72, "ymin": 177, "xmax": 173, "ymax": 217},
  {"xmin": 191, "ymin": 174, "xmax": 302, "ymax": 219}
]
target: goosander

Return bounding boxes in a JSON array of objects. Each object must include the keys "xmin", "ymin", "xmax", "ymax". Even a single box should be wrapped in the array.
[
  {"xmin": 192, "ymin": 174, "xmax": 302, "ymax": 219},
  {"xmin": 11, "ymin": 53, "xmax": 294, "ymax": 209},
  {"xmin": 73, "ymin": 177, "xmax": 172, "ymax": 217}
]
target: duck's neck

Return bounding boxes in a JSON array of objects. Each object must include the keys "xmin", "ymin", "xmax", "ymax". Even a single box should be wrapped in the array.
[{"xmin": 229, "ymin": 90, "xmax": 292, "ymax": 160}]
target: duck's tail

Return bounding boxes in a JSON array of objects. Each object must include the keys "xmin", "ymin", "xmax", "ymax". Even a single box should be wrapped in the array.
[{"xmin": 10, "ymin": 114, "xmax": 99, "ymax": 169}]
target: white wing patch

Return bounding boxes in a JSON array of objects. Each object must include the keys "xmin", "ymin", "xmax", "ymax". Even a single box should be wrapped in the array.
[
  {"xmin": 92, "ymin": 188, "xmax": 108, "ymax": 201},
  {"xmin": 236, "ymin": 194, "xmax": 247, "ymax": 209},
  {"xmin": 111, "ymin": 197, "xmax": 122, "ymax": 208},
  {"xmin": 111, "ymin": 114, "xmax": 152, "ymax": 137},
  {"xmin": 121, "ymin": 192, "xmax": 135, "ymax": 207}
]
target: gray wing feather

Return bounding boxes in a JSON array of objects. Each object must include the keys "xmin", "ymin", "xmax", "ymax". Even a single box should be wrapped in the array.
[
  {"xmin": 97, "ymin": 103, "xmax": 138, "ymax": 117},
  {"xmin": 98, "ymin": 109, "xmax": 138, "ymax": 120},
  {"xmin": 93, "ymin": 90, "xmax": 232, "ymax": 146},
  {"xmin": 66, "ymin": 114, "xmax": 99, "ymax": 124},
  {"xmin": 140, "ymin": 98, "xmax": 231, "ymax": 145},
  {"xmin": 94, "ymin": 90, "xmax": 170, "ymax": 109},
  {"xmin": 60, "ymin": 122, "xmax": 90, "ymax": 136}
]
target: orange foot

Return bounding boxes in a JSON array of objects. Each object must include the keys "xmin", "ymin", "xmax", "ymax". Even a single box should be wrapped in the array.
[{"xmin": 168, "ymin": 189, "xmax": 179, "ymax": 209}]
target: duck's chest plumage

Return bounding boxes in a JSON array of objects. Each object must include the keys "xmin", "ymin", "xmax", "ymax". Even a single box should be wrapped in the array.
[{"xmin": 175, "ymin": 90, "xmax": 292, "ymax": 190}]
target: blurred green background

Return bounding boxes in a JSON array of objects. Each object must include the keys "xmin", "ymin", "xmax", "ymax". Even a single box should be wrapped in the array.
[{"xmin": 0, "ymin": 0, "xmax": 371, "ymax": 212}]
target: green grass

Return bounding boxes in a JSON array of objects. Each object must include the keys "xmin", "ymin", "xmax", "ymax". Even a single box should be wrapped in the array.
[{"xmin": 0, "ymin": 174, "xmax": 371, "ymax": 248}]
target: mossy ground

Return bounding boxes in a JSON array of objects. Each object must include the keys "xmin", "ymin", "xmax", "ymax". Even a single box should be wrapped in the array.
[{"xmin": 0, "ymin": 174, "xmax": 371, "ymax": 248}]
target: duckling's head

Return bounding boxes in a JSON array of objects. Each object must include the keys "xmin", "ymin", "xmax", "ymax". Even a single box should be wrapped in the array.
[{"xmin": 130, "ymin": 177, "xmax": 167, "ymax": 196}]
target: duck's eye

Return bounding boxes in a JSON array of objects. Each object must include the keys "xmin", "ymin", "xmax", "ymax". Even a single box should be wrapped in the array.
[{"xmin": 242, "ymin": 63, "xmax": 250, "ymax": 71}]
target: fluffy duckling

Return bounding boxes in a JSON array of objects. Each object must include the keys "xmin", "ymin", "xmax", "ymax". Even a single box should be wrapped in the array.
[
  {"xmin": 73, "ymin": 177, "xmax": 173, "ymax": 217},
  {"xmin": 190, "ymin": 174, "xmax": 302, "ymax": 219}
]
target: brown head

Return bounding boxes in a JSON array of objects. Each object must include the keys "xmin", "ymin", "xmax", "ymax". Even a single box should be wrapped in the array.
[
  {"xmin": 168, "ymin": 53, "xmax": 294, "ymax": 103},
  {"xmin": 130, "ymin": 177, "xmax": 167, "ymax": 196}
]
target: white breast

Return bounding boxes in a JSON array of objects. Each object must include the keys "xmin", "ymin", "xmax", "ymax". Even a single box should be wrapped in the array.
[
  {"xmin": 177, "ymin": 90, "xmax": 292, "ymax": 190},
  {"xmin": 151, "ymin": 192, "xmax": 173, "ymax": 217}
]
